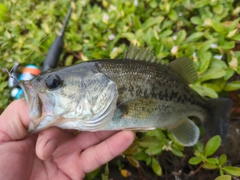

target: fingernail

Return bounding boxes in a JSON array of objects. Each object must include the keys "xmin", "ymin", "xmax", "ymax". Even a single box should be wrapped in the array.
[{"xmin": 43, "ymin": 139, "xmax": 57, "ymax": 160}]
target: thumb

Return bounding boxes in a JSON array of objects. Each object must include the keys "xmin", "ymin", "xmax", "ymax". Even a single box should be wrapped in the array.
[{"xmin": 0, "ymin": 99, "xmax": 30, "ymax": 142}]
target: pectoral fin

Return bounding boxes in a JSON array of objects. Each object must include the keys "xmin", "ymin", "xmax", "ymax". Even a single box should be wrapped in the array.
[
  {"xmin": 169, "ymin": 119, "xmax": 199, "ymax": 146},
  {"xmin": 118, "ymin": 98, "xmax": 158, "ymax": 119}
]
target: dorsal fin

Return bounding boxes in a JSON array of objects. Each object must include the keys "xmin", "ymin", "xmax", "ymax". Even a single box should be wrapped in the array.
[
  {"xmin": 168, "ymin": 57, "xmax": 198, "ymax": 84},
  {"xmin": 124, "ymin": 44, "xmax": 159, "ymax": 63}
]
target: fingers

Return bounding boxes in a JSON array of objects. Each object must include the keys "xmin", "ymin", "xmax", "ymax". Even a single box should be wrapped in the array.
[
  {"xmin": 79, "ymin": 130, "xmax": 135, "ymax": 174},
  {"xmin": 36, "ymin": 129, "xmax": 126, "ymax": 161},
  {"xmin": 36, "ymin": 127, "xmax": 73, "ymax": 160},
  {"xmin": 47, "ymin": 131, "xmax": 117, "ymax": 158},
  {"xmin": 0, "ymin": 100, "xmax": 30, "ymax": 142},
  {"xmin": 69, "ymin": 131, "xmax": 117, "ymax": 150}
]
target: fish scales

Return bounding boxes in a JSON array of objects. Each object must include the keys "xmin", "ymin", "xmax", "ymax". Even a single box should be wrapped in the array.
[
  {"xmin": 96, "ymin": 60, "xmax": 208, "ymax": 108},
  {"xmin": 90, "ymin": 60, "xmax": 208, "ymax": 130},
  {"xmin": 20, "ymin": 45, "xmax": 233, "ymax": 146}
]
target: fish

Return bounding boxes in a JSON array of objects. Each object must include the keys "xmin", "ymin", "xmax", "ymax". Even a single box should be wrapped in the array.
[{"xmin": 19, "ymin": 45, "xmax": 233, "ymax": 146}]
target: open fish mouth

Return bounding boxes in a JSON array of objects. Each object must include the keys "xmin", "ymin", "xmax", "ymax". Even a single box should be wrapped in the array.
[{"xmin": 20, "ymin": 81, "xmax": 42, "ymax": 132}]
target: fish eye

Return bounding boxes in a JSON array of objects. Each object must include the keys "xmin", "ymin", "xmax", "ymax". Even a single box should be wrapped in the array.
[{"xmin": 45, "ymin": 74, "xmax": 63, "ymax": 90}]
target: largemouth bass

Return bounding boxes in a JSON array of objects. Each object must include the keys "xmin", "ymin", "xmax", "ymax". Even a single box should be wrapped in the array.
[{"xmin": 20, "ymin": 45, "xmax": 232, "ymax": 146}]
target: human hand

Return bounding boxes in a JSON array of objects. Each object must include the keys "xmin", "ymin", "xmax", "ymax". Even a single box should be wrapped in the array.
[{"xmin": 0, "ymin": 100, "xmax": 135, "ymax": 180}]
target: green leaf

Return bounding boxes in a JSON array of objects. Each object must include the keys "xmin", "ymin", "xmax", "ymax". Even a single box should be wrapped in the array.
[
  {"xmin": 213, "ymin": 4, "xmax": 223, "ymax": 14},
  {"xmin": 146, "ymin": 129, "xmax": 166, "ymax": 141},
  {"xmin": 215, "ymin": 175, "xmax": 232, "ymax": 180},
  {"xmin": 159, "ymin": 29, "xmax": 173, "ymax": 38},
  {"xmin": 185, "ymin": 32, "xmax": 204, "ymax": 43},
  {"xmin": 224, "ymin": 68, "xmax": 235, "ymax": 80},
  {"xmin": 172, "ymin": 142, "xmax": 184, "ymax": 151},
  {"xmin": 222, "ymin": 166, "xmax": 240, "ymax": 176},
  {"xmin": 219, "ymin": 154, "xmax": 227, "ymax": 166},
  {"xmin": 211, "ymin": 21, "xmax": 228, "ymax": 35},
  {"xmin": 191, "ymin": 84, "xmax": 218, "ymax": 98},
  {"xmin": 195, "ymin": 141, "xmax": 204, "ymax": 153},
  {"xmin": 149, "ymin": 1, "xmax": 157, "ymax": 8},
  {"xmin": 0, "ymin": 4, "xmax": 8, "ymax": 13},
  {"xmin": 227, "ymin": 29, "xmax": 238, "ymax": 38},
  {"xmin": 202, "ymin": 162, "xmax": 218, "ymax": 170},
  {"xmin": 151, "ymin": 158, "xmax": 162, "ymax": 176},
  {"xmin": 224, "ymin": 81, "xmax": 240, "ymax": 91},
  {"xmin": 133, "ymin": 16, "xmax": 142, "ymax": 30},
  {"xmin": 189, "ymin": 157, "xmax": 202, "ymax": 165},
  {"xmin": 124, "ymin": 142, "xmax": 139, "ymax": 155},
  {"xmin": 171, "ymin": 148, "xmax": 184, "ymax": 157},
  {"xmin": 0, "ymin": 3, "xmax": 8, "ymax": 21},
  {"xmin": 162, "ymin": 37, "xmax": 174, "ymax": 49},
  {"xmin": 200, "ymin": 68, "xmax": 226, "ymax": 82},
  {"xmin": 142, "ymin": 16, "xmax": 164, "ymax": 31},
  {"xmin": 110, "ymin": 46, "xmax": 123, "ymax": 59},
  {"xmin": 232, "ymin": 34, "xmax": 240, "ymax": 41},
  {"xmin": 220, "ymin": 169, "xmax": 224, "ymax": 176},
  {"xmin": 168, "ymin": 10, "xmax": 178, "ymax": 21},
  {"xmin": 138, "ymin": 137, "xmax": 160, "ymax": 147},
  {"xmin": 206, "ymin": 157, "xmax": 218, "ymax": 165},
  {"xmin": 220, "ymin": 41, "xmax": 235, "ymax": 50},
  {"xmin": 198, "ymin": 52, "xmax": 212, "ymax": 74},
  {"xmin": 86, "ymin": 167, "xmax": 102, "ymax": 180},
  {"xmin": 71, "ymin": 44, "xmax": 83, "ymax": 51},
  {"xmin": 229, "ymin": 17, "xmax": 240, "ymax": 30},
  {"xmin": 190, "ymin": 17, "xmax": 203, "ymax": 25},
  {"xmin": 204, "ymin": 135, "xmax": 221, "ymax": 157},
  {"xmin": 145, "ymin": 145, "xmax": 162, "ymax": 156},
  {"xmin": 143, "ymin": 28, "xmax": 154, "ymax": 44},
  {"xmin": 64, "ymin": 55, "xmax": 74, "ymax": 66},
  {"xmin": 146, "ymin": 156, "xmax": 152, "ymax": 165},
  {"xmin": 133, "ymin": 151, "xmax": 149, "ymax": 161},
  {"xmin": 0, "ymin": 81, "xmax": 8, "ymax": 91},
  {"xmin": 198, "ymin": 40, "xmax": 213, "ymax": 55},
  {"xmin": 127, "ymin": 156, "xmax": 140, "ymax": 168},
  {"xmin": 212, "ymin": 59, "xmax": 228, "ymax": 69},
  {"xmin": 119, "ymin": 32, "xmax": 137, "ymax": 44},
  {"xmin": 194, "ymin": 0, "xmax": 209, "ymax": 8},
  {"xmin": 175, "ymin": 30, "xmax": 186, "ymax": 45},
  {"xmin": 204, "ymin": 79, "xmax": 226, "ymax": 93}
]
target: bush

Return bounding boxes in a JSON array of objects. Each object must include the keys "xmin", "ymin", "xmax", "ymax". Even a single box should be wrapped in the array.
[{"xmin": 1, "ymin": 0, "xmax": 240, "ymax": 179}]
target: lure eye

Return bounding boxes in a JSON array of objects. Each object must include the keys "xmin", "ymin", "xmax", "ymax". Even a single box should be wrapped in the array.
[{"xmin": 45, "ymin": 74, "xmax": 63, "ymax": 90}]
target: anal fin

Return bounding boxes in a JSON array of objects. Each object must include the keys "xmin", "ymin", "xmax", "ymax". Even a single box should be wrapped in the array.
[{"xmin": 169, "ymin": 119, "xmax": 200, "ymax": 146}]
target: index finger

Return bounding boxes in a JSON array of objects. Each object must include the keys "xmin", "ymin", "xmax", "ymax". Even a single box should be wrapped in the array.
[
  {"xmin": 0, "ymin": 99, "xmax": 30, "ymax": 142},
  {"xmin": 79, "ymin": 130, "xmax": 135, "ymax": 175}
]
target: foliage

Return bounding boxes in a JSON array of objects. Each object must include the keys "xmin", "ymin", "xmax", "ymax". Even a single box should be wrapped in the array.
[
  {"xmin": 0, "ymin": 0, "xmax": 240, "ymax": 179},
  {"xmin": 0, "ymin": 0, "xmax": 240, "ymax": 110},
  {"xmin": 124, "ymin": 129, "xmax": 184, "ymax": 176},
  {"xmin": 189, "ymin": 135, "xmax": 240, "ymax": 179}
]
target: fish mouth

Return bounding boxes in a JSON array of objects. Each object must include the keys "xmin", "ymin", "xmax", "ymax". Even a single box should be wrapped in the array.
[{"xmin": 20, "ymin": 81, "xmax": 42, "ymax": 132}]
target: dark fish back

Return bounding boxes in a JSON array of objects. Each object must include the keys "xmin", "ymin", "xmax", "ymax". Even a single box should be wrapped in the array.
[{"xmin": 95, "ymin": 60, "xmax": 208, "ymax": 109}]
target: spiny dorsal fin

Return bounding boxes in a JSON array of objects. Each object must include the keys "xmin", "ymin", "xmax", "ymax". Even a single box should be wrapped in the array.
[
  {"xmin": 168, "ymin": 57, "xmax": 198, "ymax": 84},
  {"xmin": 124, "ymin": 44, "xmax": 159, "ymax": 63}
]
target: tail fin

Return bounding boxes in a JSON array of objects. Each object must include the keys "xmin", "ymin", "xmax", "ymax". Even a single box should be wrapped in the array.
[{"xmin": 203, "ymin": 98, "xmax": 233, "ymax": 142}]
